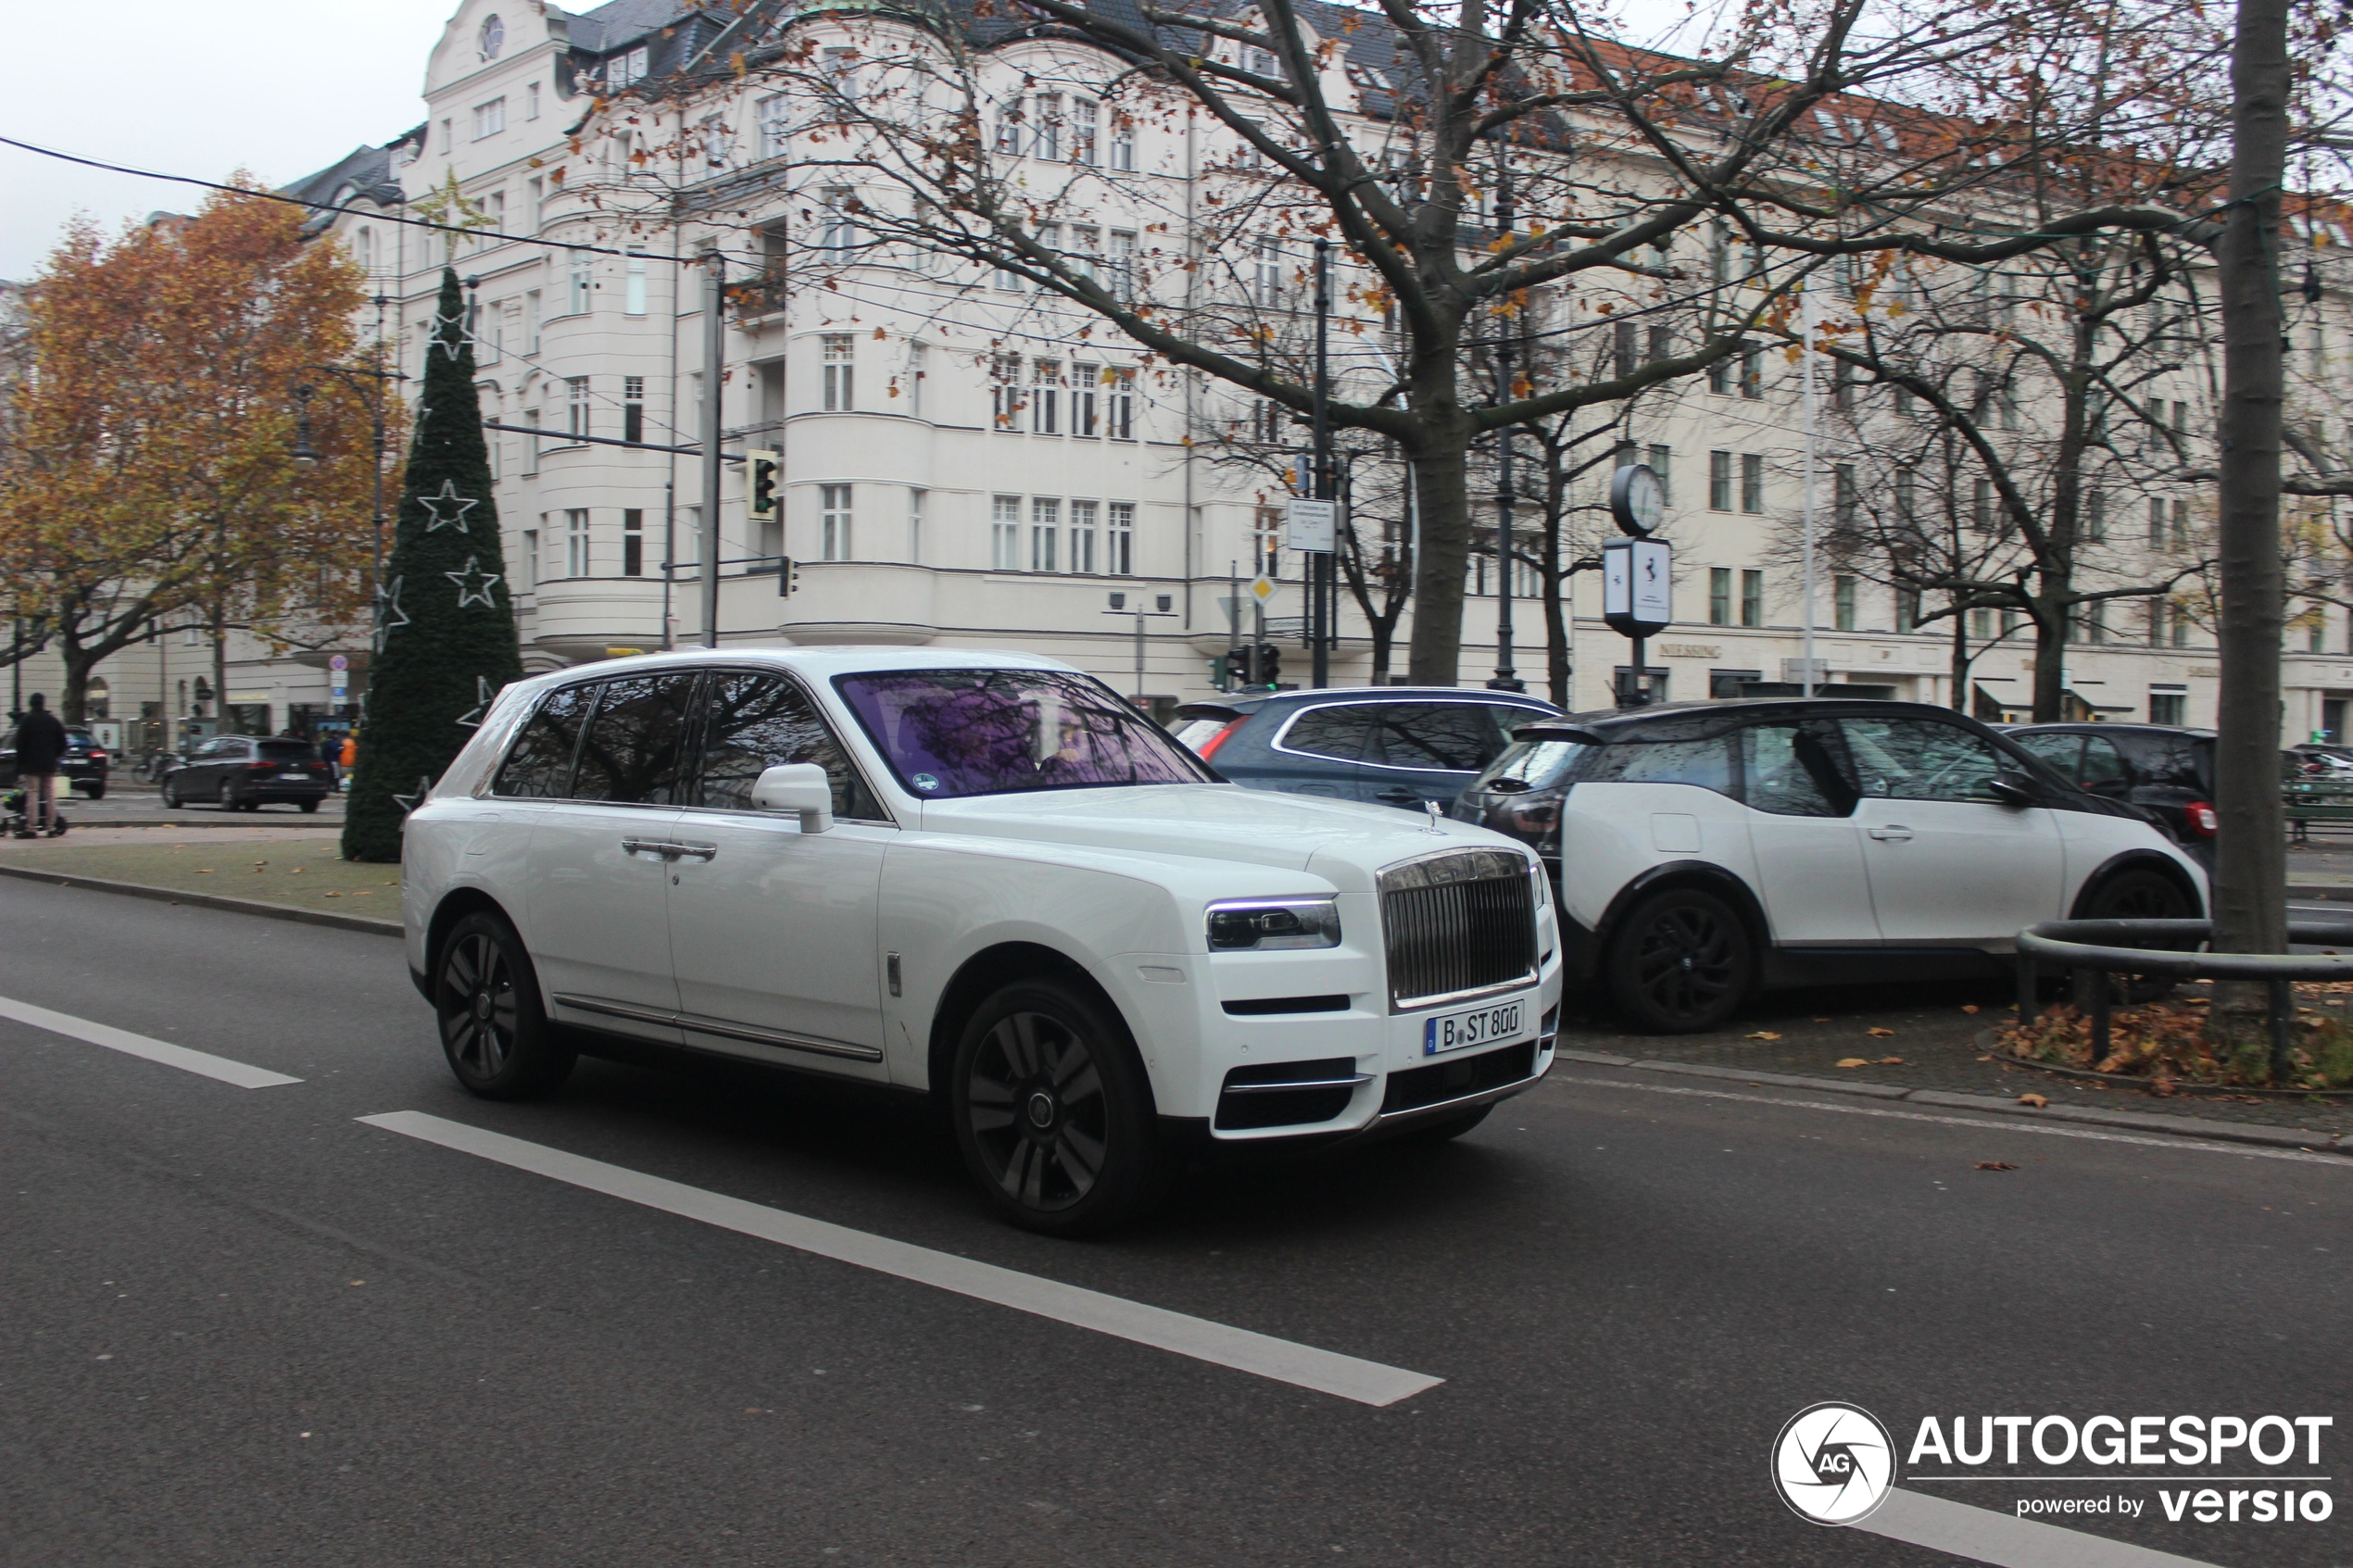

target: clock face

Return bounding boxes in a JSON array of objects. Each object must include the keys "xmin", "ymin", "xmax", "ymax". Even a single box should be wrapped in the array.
[
  {"xmin": 1611, "ymin": 462, "xmax": 1664, "ymax": 536},
  {"xmin": 479, "ymin": 14, "xmax": 505, "ymax": 59}
]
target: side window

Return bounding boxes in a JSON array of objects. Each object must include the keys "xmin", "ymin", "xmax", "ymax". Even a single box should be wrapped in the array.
[
  {"xmin": 1586, "ymin": 735, "xmax": 1736, "ymax": 797},
  {"xmin": 1277, "ymin": 704, "xmax": 1378, "ymax": 762},
  {"xmin": 2009, "ymin": 733, "xmax": 2084, "ymax": 780},
  {"xmin": 1739, "ymin": 722, "xmax": 1851, "ymax": 816},
  {"xmin": 493, "ymin": 684, "xmax": 593, "ymax": 798},
  {"xmin": 2079, "ymin": 736, "xmax": 2131, "ymax": 792},
  {"xmin": 696, "ymin": 672, "xmax": 881, "ymax": 819},
  {"xmin": 571, "ymin": 673, "xmax": 697, "ymax": 804},
  {"xmin": 1366, "ymin": 703, "xmax": 1511, "ymax": 771},
  {"xmin": 1838, "ymin": 718, "xmax": 2011, "ymax": 803}
]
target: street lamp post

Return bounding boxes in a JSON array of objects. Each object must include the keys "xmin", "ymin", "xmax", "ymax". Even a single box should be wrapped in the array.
[{"xmin": 1488, "ymin": 153, "xmax": 1524, "ymax": 694}]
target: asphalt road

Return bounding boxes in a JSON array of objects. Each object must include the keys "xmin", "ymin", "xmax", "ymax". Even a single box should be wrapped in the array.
[{"xmin": 4, "ymin": 879, "xmax": 2347, "ymax": 1568}]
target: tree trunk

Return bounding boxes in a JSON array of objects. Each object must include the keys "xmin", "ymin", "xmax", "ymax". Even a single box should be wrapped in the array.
[
  {"xmin": 1405, "ymin": 438, "xmax": 1472, "ymax": 684},
  {"xmin": 57, "ymin": 642, "xmax": 98, "ymax": 726},
  {"xmin": 1949, "ymin": 609, "xmax": 1970, "ymax": 713},
  {"xmin": 2209, "ymin": 0, "xmax": 2292, "ymax": 985},
  {"xmin": 2030, "ymin": 595, "xmax": 2069, "ymax": 721}
]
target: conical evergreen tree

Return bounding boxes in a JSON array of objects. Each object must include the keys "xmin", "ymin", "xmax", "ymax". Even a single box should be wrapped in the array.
[{"xmin": 343, "ymin": 269, "xmax": 522, "ymax": 861}]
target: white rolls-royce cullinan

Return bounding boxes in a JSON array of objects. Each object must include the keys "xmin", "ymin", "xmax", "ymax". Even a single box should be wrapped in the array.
[{"xmin": 402, "ymin": 648, "xmax": 1562, "ymax": 1234}]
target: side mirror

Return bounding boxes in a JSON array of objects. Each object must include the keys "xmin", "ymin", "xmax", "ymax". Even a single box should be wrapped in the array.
[
  {"xmin": 1987, "ymin": 772, "xmax": 2038, "ymax": 809},
  {"xmin": 749, "ymin": 762, "xmax": 834, "ymax": 833}
]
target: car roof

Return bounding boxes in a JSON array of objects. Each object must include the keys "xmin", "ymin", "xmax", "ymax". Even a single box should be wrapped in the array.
[
  {"xmin": 1521, "ymin": 696, "xmax": 2004, "ymax": 740},
  {"xmin": 508, "ymin": 644, "xmax": 1084, "ymax": 700},
  {"xmin": 2008, "ymin": 722, "xmax": 2218, "ymax": 740},
  {"xmin": 1205, "ymin": 687, "xmax": 1563, "ymax": 715}
]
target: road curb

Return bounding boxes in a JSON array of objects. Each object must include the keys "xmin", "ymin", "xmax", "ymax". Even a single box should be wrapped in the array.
[
  {"xmin": 1552, "ymin": 1047, "xmax": 2348, "ymax": 1154},
  {"xmin": 0, "ymin": 861, "xmax": 402, "ymax": 938}
]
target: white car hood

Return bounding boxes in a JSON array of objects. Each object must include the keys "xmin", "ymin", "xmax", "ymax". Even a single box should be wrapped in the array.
[{"xmin": 913, "ymin": 784, "xmax": 1513, "ymax": 879}]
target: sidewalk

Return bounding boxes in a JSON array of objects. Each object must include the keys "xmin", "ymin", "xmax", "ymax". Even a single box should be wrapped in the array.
[{"xmin": 0, "ymin": 827, "xmax": 399, "ymax": 924}]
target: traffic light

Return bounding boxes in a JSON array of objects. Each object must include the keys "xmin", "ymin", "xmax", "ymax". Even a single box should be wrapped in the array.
[
  {"xmin": 1209, "ymin": 654, "xmax": 1232, "ymax": 692},
  {"xmin": 1256, "ymin": 643, "xmax": 1282, "ymax": 687},
  {"xmin": 776, "ymin": 556, "xmax": 801, "ymax": 597},
  {"xmin": 745, "ymin": 449, "xmax": 781, "ymax": 523}
]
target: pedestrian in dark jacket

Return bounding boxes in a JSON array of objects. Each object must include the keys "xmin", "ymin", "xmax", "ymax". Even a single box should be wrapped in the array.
[{"xmin": 13, "ymin": 693, "xmax": 68, "ymax": 837}]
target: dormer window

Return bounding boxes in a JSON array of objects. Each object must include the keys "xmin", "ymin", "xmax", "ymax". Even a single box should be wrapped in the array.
[
  {"xmin": 478, "ymin": 13, "xmax": 504, "ymax": 60},
  {"xmin": 608, "ymin": 44, "xmax": 649, "ymax": 89}
]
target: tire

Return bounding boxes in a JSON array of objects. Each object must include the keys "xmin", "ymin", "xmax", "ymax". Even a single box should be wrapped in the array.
[
  {"xmin": 1606, "ymin": 884, "xmax": 1757, "ymax": 1034},
  {"xmin": 83, "ymin": 784, "xmax": 105, "ymax": 801},
  {"xmin": 434, "ymin": 911, "xmax": 575, "ymax": 1100},
  {"xmin": 161, "ymin": 779, "xmax": 182, "ymax": 809},
  {"xmin": 950, "ymin": 978, "xmax": 1161, "ymax": 1236},
  {"xmin": 298, "ymin": 797, "xmax": 320, "ymax": 814},
  {"xmin": 2079, "ymin": 867, "xmax": 2195, "ymax": 1003},
  {"xmin": 1391, "ymin": 1105, "xmax": 1492, "ymax": 1148}
]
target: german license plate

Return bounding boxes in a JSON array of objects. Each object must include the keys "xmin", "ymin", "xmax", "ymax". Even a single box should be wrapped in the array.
[
  {"xmin": 280, "ymin": 772, "xmax": 308, "ymax": 781},
  {"xmin": 1424, "ymin": 997, "xmax": 1529, "ymax": 1056}
]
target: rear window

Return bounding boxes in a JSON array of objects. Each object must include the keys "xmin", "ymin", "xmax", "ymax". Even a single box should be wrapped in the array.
[
  {"xmin": 257, "ymin": 741, "xmax": 317, "ymax": 762},
  {"xmin": 1278, "ymin": 704, "xmax": 1380, "ymax": 761},
  {"xmin": 1581, "ymin": 735, "xmax": 1736, "ymax": 796}
]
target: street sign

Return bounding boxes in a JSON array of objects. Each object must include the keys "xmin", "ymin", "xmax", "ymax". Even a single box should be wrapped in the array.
[
  {"xmin": 1249, "ymin": 575, "xmax": 1277, "ymax": 605},
  {"xmin": 1284, "ymin": 498, "xmax": 1336, "ymax": 553},
  {"xmin": 1602, "ymin": 537, "xmax": 1673, "ymax": 635},
  {"xmin": 328, "ymin": 654, "xmax": 349, "ymax": 672}
]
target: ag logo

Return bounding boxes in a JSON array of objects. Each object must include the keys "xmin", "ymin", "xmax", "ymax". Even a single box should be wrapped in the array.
[{"xmin": 1772, "ymin": 1401, "xmax": 1896, "ymax": 1524}]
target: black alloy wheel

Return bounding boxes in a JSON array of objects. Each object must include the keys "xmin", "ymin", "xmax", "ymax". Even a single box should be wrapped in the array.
[
  {"xmin": 434, "ymin": 910, "xmax": 575, "ymax": 1099},
  {"xmin": 2082, "ymin": 868, "xmax": 2195, "ymax": 1002},
  {"xmin": 951, "ymin": 980, "xmax": 1159, "ymax": 1236},
  {"xmin": 1608, "ymin": 885, "xmax": 1756, "ymax": 1034}
]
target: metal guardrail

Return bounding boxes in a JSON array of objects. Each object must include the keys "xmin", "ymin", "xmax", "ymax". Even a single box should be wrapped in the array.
[{"xmin": 2015, "ymin": 917, "xmax": 2353, "ymax": 1082}]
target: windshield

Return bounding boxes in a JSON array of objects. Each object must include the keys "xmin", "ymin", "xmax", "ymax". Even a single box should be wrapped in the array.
[
  {"xmin": 1478, "ymin": 737, "xmax": 1594, "ymax": 792},
  {"xmin": 834, "ymin": 669, "xmax": 1213, "ymax": 800}
]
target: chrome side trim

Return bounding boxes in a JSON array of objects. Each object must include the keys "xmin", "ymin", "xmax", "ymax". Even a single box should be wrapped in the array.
[
  {"xmin": 1372, "ymin": 1054, "xmax": 1553, "ymax": 1127},
  {"xmin": 1222, "ymin": 1073, "xmax": 1374, "ymax": 1095},
  {"xmin": 551, "ymin": 994, "xmax": 884, "ymax": 1063},
  {"xmin": 1393, "ymin": 974, "xmax": 1541, "ymax": 1014}
]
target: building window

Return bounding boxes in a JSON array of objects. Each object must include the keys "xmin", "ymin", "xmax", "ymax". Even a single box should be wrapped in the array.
[
  {"xmin": 1073, "ymin": 99, "xmax": 1099, "ymax": 165},
  {"xmin": 1031, "ymin": 496, "xmax": 1061, "ymax": 571},
  {"xmin": 819, "ymin": 186, "xmax": 857, "ymax": 253},
  {"xmin": 1740, "ymin": 345, "xmax": 1763, "ymax": 399},
  {"xmin": 758, "ymin": 94, "xmax": 790, "ymax": 160},
  {"xmin": 522, "ymin": 527, "xmax": 539, "ymax": 590},
  {"xmin": 1108, "ymin": 501, "xmax": 1134, "ymax": 575},
  {"xmin": 1070, "ymin": 500, "xmax": 1098, "ymax": 574},
  {"xmin": 623, "ymin": 249, "xmax": 647, "ymax": 315},
  {"xmin": 569, "ymin": 257, "xmax": 592, "ymax": 315},
  {"xmin": 1647, "ymin": 444, "xmax": 1672, "ymax": 505},
  {"xmin": 1111, "ymin": 113, "xmax": 1136, "ymax": 171},
  {"xmin": 1709, "ymin": 567, "xmax": 1731, "ymax": 626},
  {"xmin": 2147, "ymin": 496, "xmax": 2166, "ymax": 547},
  {"xmin": 821, "ymin": 484, "xmax": 854, "ymax": 561},
  {"xmin": 907, "ymin": 487, "xmax": 925, "ymax": 563},
  {"xmin": 1707, "ymin": 353, "xmax": 1731, "ymax": 395},
  {"xmin": 526, "ymin": 82, "xmax": 540, "ymax": 120},
  {"xmin": 1032, "ymin": 359, "xmax": 1063, "ymax": 433},
  {"xmin": 565, "ymin": 509, "xmax": 590, "ymax": 577},
  {"xmin": 1834, "ymin": 463, "xmax": 1857, "ymax": 526},
  {"xmin": 623, "ymin": 376, "xmax": 645, "ymax": 444},
  {"xmin": 995, "ymin": 97, "xmax": 1022, "ymax": 156},
  {"xmin": 2310, "ymin": 605, "xmax": 2330, "ymax": 653},
  {"xmin": 2171, "ymin": 499, "xmax": 2189, "ymax": 548},
  {"xmin": 906, "ymin": 344, "xmax": 926, "ymax": 416},
  {"xmin": 1107, "ymin": 368, "xmax": 1136, "ymax": 439},
  {"xmin": 565, "ymin": 377, "xmax": 590, "ymax": 440},
  {"xmin": 992, "ymin": 495, "xmax": 1022, "ymax": 570},
  {"xmin": 1034, "ymin": 94, "xmax": 1062, "ymax": 161},
  {"xmin": 1974, "ymin": 477, "xmax": 1994, "ymax": 532},
  {"xmin": 1709, "ymin": 451, "xmax": 1732, "ymax": 511},
  {"xmin": 1253, "ymin": 239, "xmax": 1284, "ymax": 307},
  {"xmin": 473, "ymin": 98, "xmax": 506, "ymax": 139},
  {"xmin": 1073, "ymin": 363, "xmax": 1100, "ymax": 436},
  {"xmin": 2083, "ymin": 488, "xmax": 2106, "ymax": 542},
  {"xmin": 1833, "ymin": 574, "xmax": 1857, "ymax": 632},
  {"xmin": 1895, "ymin": 589, "xmax": 1919, "ymax": 632},
  {"xmin": 2150, "ymin": 692, "xmax": 2186, "ymax": 725},
  {"xmin": 522, "ymin": 409, "xmax": 540, "ymax": 473},
  {"xmin": 1741, "ymin": 453, "xmax": 1765, "ymax": 513},
  {"xmin": 1252, "ymin": 506, "xmax": 1282, "ymax": 578},
  {"xmin": 608, "ymin": 45, "xmax": 648, "ymax": 89},
  {"xmin": 822, "ymin": 334, "xmax": 854, "ymax": 411},
  {"xmin": 992, "ymin": 355, "xmax": 1023, "ymax": 428},
  {"xmin": 524, "ymin": 289, "xmax": 541, "ymax": 352},
  {"xmin": 1740, "ymin": 569, "xmax": 1764, "ymax": 628},
  {"xmin": 699, "ymin": 114, "xmax": 729, "ymax": 167},
  {"xmin": 1894, "ymin": 469, "xmax": 1915, "ymax": 525},
  {"xmin": 1108, "ymin": 231, "xmax": 1137, "ymax": 301},
  {"xmin": 623, "ymin": 508, "xmax": 645, "ymax": 577}
]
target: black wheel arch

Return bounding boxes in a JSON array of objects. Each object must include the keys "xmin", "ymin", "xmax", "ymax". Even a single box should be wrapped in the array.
[
  {"xmin": 2069, "ymin": 851, "xmax": 2206, "ymax": 921},
  {"xmin": 422, "ymin": 887, "xmax": 523, "ymax": 1001},
  {"xmin": 925, "ymin": 941, "xmax": 1139, "ymax": 1104},
  {"xmin": 1592, "ymin": 860, "xmax": 1773, "ymax": 970}
]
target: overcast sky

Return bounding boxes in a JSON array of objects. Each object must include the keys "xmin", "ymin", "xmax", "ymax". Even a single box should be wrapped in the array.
[{"xmin": 2, "ymin": 1, "xmax": 460, "ymax": 280}]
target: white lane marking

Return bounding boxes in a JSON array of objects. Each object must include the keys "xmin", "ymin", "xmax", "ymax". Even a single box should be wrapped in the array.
[
  {"xmin": 1556, "ymin": 1076, "xmax": 2348, "ymax": 1168},
  {"xmin": 1862, "ymin": 1486, "xmax": 2223, "ymax": 1568},
  {"xmin": 358, "ymin": 1110, "xmax": 1441, "ymax": 1408},
  {"xmin": 0, "ymin": 994, "xmax": 301, "ymax": 1089}
]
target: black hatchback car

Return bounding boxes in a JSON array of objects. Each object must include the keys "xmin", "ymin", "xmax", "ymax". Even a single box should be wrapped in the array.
[
  {"xmin": 0, "ymin": 724, "xmax": 110, "ymax": 798},
  {"xmin": 162, "ymin": 735, "xmax": 334, "ymax": 812},
  {"xmin": 1170, "ymin": 687, "xmax": 1561, "ymax": 813},
  {"xmin": 2004, "ymin": 724, "xmax": 2217, "ymax": 869}
]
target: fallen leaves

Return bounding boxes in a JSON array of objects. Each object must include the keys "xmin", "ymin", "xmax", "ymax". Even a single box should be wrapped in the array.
[
  {"xmin": 1879, "ymin": 1056, "xmax": 1906, "ymax": 1065},
  {"xmin": 2018, "ymin": 1092, "xmax": 2049, "ymax": 1108},
  {"xmin": 1746, "ymin": 1030, "xmax": 1783, "ymax": 1041},
  {"xmin": 1961, "ymin": 1004, "xmax": 1982, "ymax": 1014},
  {"xmin": 1812, "ymin": 1016, "xmax": 1832, "ymax": 1022},
  {"xmin": 1836, "ymin": 1057, "xmax": 1870, "ymax": 1068},
  {"xmin": 1866, "ymin": 1026, "xmax": 1896, "ymax": 1037},
  {"xmin": 1975, "ymin": 1160, "xmax": 2019, "ymax": 1172}
]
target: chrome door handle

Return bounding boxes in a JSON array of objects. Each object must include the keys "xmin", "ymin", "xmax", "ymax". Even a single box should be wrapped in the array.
[
  {"xmin": 621, "ymin": 836, "xmax": 667, "ymax": 857},
  {"xmin": 1866, "ymin": 825, "xmax": 1914, "ymax": 842},
  {"xmin": 671, "ymin": 841, "xmax": 718, "ymax": 861}
]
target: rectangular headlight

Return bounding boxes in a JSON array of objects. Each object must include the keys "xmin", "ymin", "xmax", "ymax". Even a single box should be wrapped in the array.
[{"xmin": 1205, "ymin": 897, "xmax": 1341, "ymax": 951}]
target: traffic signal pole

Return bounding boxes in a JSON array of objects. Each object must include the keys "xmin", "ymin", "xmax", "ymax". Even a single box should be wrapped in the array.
[
  {"xmin": 698, "ymin": 252, "xmax": 725, "ymax": 649},
  {"xmin": 1311, "ymin": 240, "xmax": 1333, "ymax": 689}
]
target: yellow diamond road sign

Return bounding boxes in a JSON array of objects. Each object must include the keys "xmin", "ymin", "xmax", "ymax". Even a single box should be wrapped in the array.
[{"xmin": 1249, "ymin": 575, "xmax": 1277, "ymax": 605}]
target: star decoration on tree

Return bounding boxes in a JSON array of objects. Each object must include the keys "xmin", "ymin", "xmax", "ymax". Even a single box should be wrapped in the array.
[
  {"xmin": 391, "ymin": 775, "xmax": 436, "ymax": 817},
  {"xmin": 418, "ymin": 478, "xmax": 478, "ymax": 533},
  {"xmin": 372, "ymin": 576, "xmax": 409, "ymax": 652},
  {"xmin": 456, "ymin": 675, "xmax": 497, "ymax": 729},
  {"xmin": 445, "ymin": 556, "xmax": 502, "ymax": 609},
  {"xmin": 409, "ymin": 169, "xmax": 494, "ymax": 265},
  {"xmin": 432, "ymin": 307, "xmax": 473, "ymax": 361}
]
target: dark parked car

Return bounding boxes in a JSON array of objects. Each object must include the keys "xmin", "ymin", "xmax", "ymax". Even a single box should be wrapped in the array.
[
  {"xmin": 1169, "ymin": 687, "xmax": 1561, "ymax": 812},
  {"xmin": 0, "ymin": 724, "xmax": 110, "ymax": 798},
  {"xmin": 162, "ymin": 735, "xmax": 333, "ymax": 812},
  {"xmin": 2005, "ymin": 723, "xmax": 2217, "ymax": 869}
]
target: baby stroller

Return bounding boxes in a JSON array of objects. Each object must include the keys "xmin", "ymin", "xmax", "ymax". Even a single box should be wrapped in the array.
[{"xmin": 3, "ymin": 786, "xmax": 67, "ymax": 838}]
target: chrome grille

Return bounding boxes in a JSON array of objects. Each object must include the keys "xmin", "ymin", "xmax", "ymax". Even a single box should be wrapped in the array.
[{"xmin": 1379, "ymin": 849, "xmax": 1538, "ymax": 1010}]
